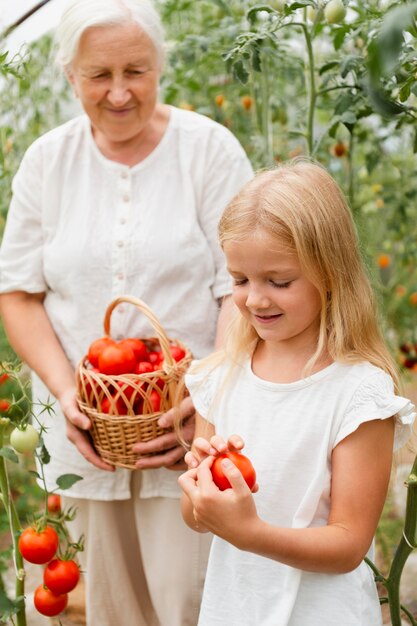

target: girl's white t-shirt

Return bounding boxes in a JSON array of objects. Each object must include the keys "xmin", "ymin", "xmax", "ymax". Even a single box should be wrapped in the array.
[
  {"xmin": 0, "ymin": 107, "xmax": 253, "ymax": 499},
  {"xmin": 185, "ymin": 359, "xmax": 415, "ymax": 626}
]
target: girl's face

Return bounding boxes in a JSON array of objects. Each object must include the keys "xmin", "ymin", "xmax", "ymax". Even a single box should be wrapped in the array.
[
  {"xmin": 67, "ymin": 23, "xmax": 160, "ymax": 147},
  {"xmin": 224, "ymin": 231, "xmax": 323, "ymax": 352}
]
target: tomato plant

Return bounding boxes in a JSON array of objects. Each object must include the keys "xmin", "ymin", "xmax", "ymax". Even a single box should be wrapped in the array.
[
  {"xmin": 9, "ymin": 424, "xmax": 40, "ymax": 453},
  {"xmin": 18, "ymin": 525, "xmax": 59, "ymax": 564},
  {"xmin": 34, "ymin": 585, "xmax": 68, "ymax": 617},
  {"xmin": 211, "ymin": 451, "xmax": 256, "ymax": 491},
  {"xmin": 43, "ymin": 558, "xmax": 80, "ymax": 594}
]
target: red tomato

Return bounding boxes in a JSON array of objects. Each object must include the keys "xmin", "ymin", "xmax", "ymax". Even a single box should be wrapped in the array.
[
  {"xmin": 119, "ymin": 338, "xmax": 149, "ymax": 362},
  {"xmin": 87, "ymin": 337, "xmax": 115, "ymax": 368},
  {"xmin": 135, "ymin": 361, "xmax": 154, "ymax": 374},
  {"xmin": 0, "ymin": 373, "xmax": 9, "ymax": 385},
  {"xmin": 148, "ymin": 351, "xmax": 163, "ymax": 364},
  {"xmin": 211, "ymin": 452, "xmax": 256, "ymax": 491},
  {"xmin": 18, "ymin": 526, "xmax": 59, "ymax": 564},
  {"xmin": 101, "ymin": 396, "xmax": 127, "ymax": 415},
  {"xmin": 34, "ymin": 585, "xmax": 68, "ymax": 617},
  {"xmin": 147, "ymin": 390, "xmax": 161, "ymax": 413},
  {"xmin": 98, "ymin": 343, "xmax": 136, "ymax": 375},
  {"xmin": 44, "ymin": 559, "xmax": 80, "ymax": 595},
  {"xmin": 0, "ymin": 399, "xmax": 10, "ymax": 413},
  {"xmin": 47, "ymin": 494, "xmax": 61, "ymax": 514},
  {"xmin": 169, "ymin": 345, "xmax": 186, "ymax": 362}
]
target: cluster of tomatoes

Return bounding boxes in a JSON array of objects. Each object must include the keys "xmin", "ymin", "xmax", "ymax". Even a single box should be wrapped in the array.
[
  {"xmin": 399, "ymin": 343, "xmax": 417, "ymax": 371},
  {"xmin": 85, "ymin": 336, "xmax": 186, "ymax": 415},
  {"xmin": 18, "ymin": 495, "xmax": 81, "ymax": 618}
]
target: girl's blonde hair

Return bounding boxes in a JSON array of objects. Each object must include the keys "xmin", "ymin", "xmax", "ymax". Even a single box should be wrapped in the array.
[{"xmin": 215, "ymin": 158, "xmax": 399, "ymax": 388}]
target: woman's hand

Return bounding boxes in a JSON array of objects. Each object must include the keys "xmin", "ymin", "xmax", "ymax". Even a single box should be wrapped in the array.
[
  {"xmin": 178, "ymin": 456, "xmax": 260, "ymax": 546},
  {"xmin": 59, "ymin": 388, "xmax": 115, "ymax": 472},
  {"xmin": 132, "ymin": 396, "xmax": 196, "ymax": 470}
]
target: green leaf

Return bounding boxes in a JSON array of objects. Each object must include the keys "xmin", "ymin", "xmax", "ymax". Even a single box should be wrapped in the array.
[
  {"xmin": 38, "ymin": 443, "xmax": 50, "ymax": 465},
  {"xmin": 319, "ymin": 60, "xmax": 339, "ymax": 75},
  {"xmin": 232, "ymin": 60, "xmax": 249, "ymax": 84},
  {"xmin": 0, "ymin": 447, "xmax": 18, "ymax": 463},
  {"xmin": 56, "ymin": 474, "xmax": 83, "ymax": 490}
]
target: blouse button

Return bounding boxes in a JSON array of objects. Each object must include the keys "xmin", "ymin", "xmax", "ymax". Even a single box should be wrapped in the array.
[
  {"xmin": 123, "ymin": 194, "xmax": 130, "ymax": 202},
  {"xmin": 117, "ymin": 272, "xmax": 124, "ymax": 280},
  {"xmin": 117, "ymin": 241, "xmax": 124, "ymax": 248},
  {"xmin": 120, "ymin": 217, "xmax": 126, "ymax": 225},
  {"xmin": 120, "ymin": 171, "xmax": 128, "ymax": 179}
]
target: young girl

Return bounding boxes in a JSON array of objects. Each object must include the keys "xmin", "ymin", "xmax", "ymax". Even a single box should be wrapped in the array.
[{"xmin": 178, "ymin": 160, "xmax": 415, "ymax": 626}]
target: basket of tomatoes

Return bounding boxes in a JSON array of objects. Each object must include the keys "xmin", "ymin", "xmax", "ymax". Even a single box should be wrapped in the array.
[{"xmin": 76, "ymin": 295, "xmax": 192, "ymax": 469}]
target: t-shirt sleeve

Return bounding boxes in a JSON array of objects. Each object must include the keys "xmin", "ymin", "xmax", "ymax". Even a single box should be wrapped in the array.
[
  {"xmin": 185, "ymin": 361, "xmax": 217, "ymax": 423},
  {"xmin": 335, "ymin": 370, "xmax": 416, "ymax": 451},
  {"xmin": 0, "ymin": 142, "xmax": 47, "ymax": 294},
  {"xmin": 197, "ymin": 128, "xmax": 254, "ymax": 300}
]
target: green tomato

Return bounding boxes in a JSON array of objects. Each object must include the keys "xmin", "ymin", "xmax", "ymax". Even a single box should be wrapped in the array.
[
  {"xmin": 307, "ymin": 6, "xmax": 319, "ymax": 21},
  {"xmin": 270, "ymin": 0, "xmax": 286, "ymax": 12},
  {"xmin": 10, "ymin": 424, "xmax": 40, "ymax": 453},
  {"xmin": 324, "ymin": 0, "xmax": 346, "ymax": 24}
]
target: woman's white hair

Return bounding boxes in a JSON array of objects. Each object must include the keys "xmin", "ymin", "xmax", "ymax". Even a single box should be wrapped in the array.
[{"xmin": 55, "ymin": 0, "xmax": 165, "ymax": 68}]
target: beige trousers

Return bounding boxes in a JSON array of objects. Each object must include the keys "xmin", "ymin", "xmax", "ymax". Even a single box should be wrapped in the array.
[{"xmin": 63, "ymin": 471, "xmax": 211, "ymax": 626}]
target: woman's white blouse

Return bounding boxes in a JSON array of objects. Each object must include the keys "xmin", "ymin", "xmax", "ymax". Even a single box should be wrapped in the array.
[{"xmin": 0, "ymin": 106, "xmax": 253, "ymax": 499}]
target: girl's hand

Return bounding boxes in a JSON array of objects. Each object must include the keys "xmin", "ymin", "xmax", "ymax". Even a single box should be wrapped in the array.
[
  {"xmin": 185, "ymin": 433, "xmax": 246, "ymax": 469},
  {"xmin": 59, "ymin": 388, "xmax": 115, "ymax": 472},
  {"xmin": 178, "ymin": 456, "xmax": 260, "ymax": 547}
]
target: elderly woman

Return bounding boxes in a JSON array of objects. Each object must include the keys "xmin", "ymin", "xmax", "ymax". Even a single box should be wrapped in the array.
[{"xmin": 0, "ymin": 0, "xmax": 253, "ymax": 624}]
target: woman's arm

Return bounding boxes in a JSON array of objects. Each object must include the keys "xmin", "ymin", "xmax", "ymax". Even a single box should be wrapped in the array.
[
  {"xmin": 179, "ymin": 417, "xmax": 395, "ymax": 573},
  {"xmin": 0, "ymin": 291, "xmax": 114, "ymax": 471},
  {"xmin": 132, "ymin": 295, "xmax": 234, "ymax": 470}
]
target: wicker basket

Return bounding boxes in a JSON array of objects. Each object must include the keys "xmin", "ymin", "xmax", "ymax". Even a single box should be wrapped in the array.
[{"xmin": 76, "ymin": 295, "xmax": 192, "ymax": 469}]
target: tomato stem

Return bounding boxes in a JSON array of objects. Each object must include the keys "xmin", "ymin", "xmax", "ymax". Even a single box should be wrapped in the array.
[{"xmin": 0, "ymin": 423, "xmax": 27, "ymax": 626}]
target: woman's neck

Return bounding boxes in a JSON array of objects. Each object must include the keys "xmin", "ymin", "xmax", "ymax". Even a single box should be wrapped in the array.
[{"xmin": 92, "ymin": 103, "xmax": 171, "ymax": 167}]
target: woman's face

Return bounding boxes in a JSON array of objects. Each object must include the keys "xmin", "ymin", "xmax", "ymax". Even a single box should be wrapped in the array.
[{"xmin": 67, "ymin": 23, "xmax": 161, "ymax": 146}]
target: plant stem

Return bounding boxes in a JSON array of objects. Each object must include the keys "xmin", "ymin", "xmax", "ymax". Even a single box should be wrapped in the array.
[
  {"xmin": 386, "ymin": 454, "xmax": 417, "ymax": 626},
  {"xmin": 300, "ymin": 21, "xmax": 316, "ymax": 155},
  {"xmin": 0, "ymin": 425, "xmax": 27, "ymax": 626},
  {"xmin": 260, "ymin": 51, "xmax": 273, "ymax": 166},
  {"xmin": 347, "ymin": 129, "xmax": 355, "ymax": 211}
]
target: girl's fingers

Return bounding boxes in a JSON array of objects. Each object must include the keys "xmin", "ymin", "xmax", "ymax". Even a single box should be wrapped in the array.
[
  {"xmin": 208, "ymin": 435, "xmax": 228, "ymax": 453},
  {"xmin": 177, "ymin": 467, "xmax": 198, "ymax": 497},
  {"xmin": 227, "ymin": 434, "xmax": 245, "ymax": 451},
  {"xmin": 184, "ymin": 450, "xmax": 199, "ymax": 468},
  {"xmin": 193, "ymin": 436, "xmax": 217, "ymax": 457}
]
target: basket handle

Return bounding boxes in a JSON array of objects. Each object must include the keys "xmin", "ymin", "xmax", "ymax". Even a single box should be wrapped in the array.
[{"xmin": 103, "ymin": 296, "xmax": 175, "ymax": 368}]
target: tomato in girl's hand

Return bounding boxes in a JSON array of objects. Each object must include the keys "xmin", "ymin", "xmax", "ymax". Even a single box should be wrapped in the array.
[
  {"xmin": 18, "ymin": 526, "xmax": 59, "ymax": 564},
  {"xmin": 211, "ymin": 452, "xmax": 256, "ymax": 491},
  {"xmin": 87, "ymin": 337, "xmax": 115, "ymax": 368},
  {"xmin": 44, "ymin": 558, "xmax": 80, "ymax": 594},
  {"xmin": 34, "ymin": 585, "xmax": 68, "ymax": 617}
]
